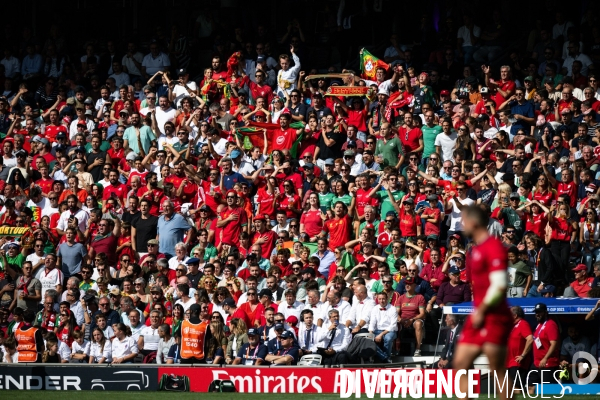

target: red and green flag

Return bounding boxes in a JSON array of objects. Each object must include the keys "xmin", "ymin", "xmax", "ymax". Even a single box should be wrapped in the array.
[
  {"xmin": 359, "ymin": 48, "xmax": 389, "ymax": 81},
  {"xmin": 235, "ymin": 121, "xmax": 304, "ymax": 158}
]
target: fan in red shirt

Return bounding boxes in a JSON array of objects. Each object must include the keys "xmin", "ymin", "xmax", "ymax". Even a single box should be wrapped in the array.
[
  {"xmin": 300, "ymin": 193, "xmax": 324, "ymax": 238},
  {"xmin": 549, "ymin": 168, "xmax": 577, "ymax": 208},
  {"xmin": 354, "ymin": 175, "xmax": 377, "ymax": 220},
  {"xmin": 164, "ymin": 161, "xmax": 198, "ymax": 204},
  {"xmin": 35, "ymin": 165, "xmax": 55, "ymax": 194},
  {"xmin": 321, "ymin": 201, "xmax": 352, "ymax": 251},
  {"xmin": 272, "ymin": 113, "xmax": 304, "ymax": 152},
  {"xmin": 44, "ymin": 110, "xmax": 68, "ymax": 143},
  {"xmin": 218, "ymin": 190, "xmax": 248, "ymax": 247},
  {"xmin": 278, "ymin": 180, "xmax": 301, "ymax": 219},
  {"xmin": 529, "ymin": 303, "xmax": 560, "ymax": 391},
  {"xmin": 102, "ymin": 169, "xmax": 128, "ymax": 203},
  {"xmin": 137, "ymin": 172, "xmax": 163, "ymax": 216},
  {"xmin": 398, "ymin": 114, "xmax": 424, "ymax": 155},
  {"xmin": 250, "ymin": 215, "xmax": 277, "ymax": 260},
  {"xmin": 453, "ymin": 205, "xmax": 512, "ymax": 399}
]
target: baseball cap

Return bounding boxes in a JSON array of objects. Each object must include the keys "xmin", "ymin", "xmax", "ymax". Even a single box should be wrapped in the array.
[
  {"xmin": 302, "ymin": 162, "xmax": 314, "ymax": 170},
  {"xmin": 404, "ymin": 198, "xmax": 414, "ymax": 205},
  {"xmin": 377, "ymin": 88, "xmax": 390, "ymax": 97},
  {"xmin": 524, "ymin": 76, "xmax": 534, "ymax": 82},
  {"xmin": 85, "ymin": 109, "xmax": 93, "ymax": 116},
  {"xmin": 256, "ymin": 55, "xmax": 265, "ymax": 63},
  {"xmin": 427, "ymin": 234, "xmax": 438, "ymax": 241},
  {"xmin": 509, "ymin": 192, "xmax": 520, "ymax": 199},
  {"xmin": 56, "ymin": 132, "xmax": 67, "ymax": 139},
  {"xmin": 75, "ymin": 146, "xmax": 86, "ymax": 153},
  {"xmin": 404, "ymin": 276, "xmax": 415, "ymax": 285},
  {"xmin": 247, "ymin": 328, "xmax": 259, "ymax": 336},
  {"xmin": 177, "ymin": 68, "xmax": 188, "ymax": 75},
  {"xmin": 253, "ymin": 214, "xmax": 266, "ymax": 222},
  {"xmin": 312, "ymin": 92, "xmax": 323, "ymax": 99},
  {"xmin": 280, "ymin": 330, "xmax": 294, "ymax": 339},
  {"xmin": 440, "ymin": 90, "xmax": 450, "ymax": 96},
  {"xmin": 347, "ymin": 140, "xmax": 357, "ymax": 148},
  {"xmin": 109, "ymin": 288, "xmax": 121, "ymax": 296},
  {"xmin": 186, "ymin": 258, "xmax": 200, "ymax": 265},
  {"xmin": 84, "ymin": 98, "xmax": 93, "ymax": 105},
  {"xmin": 147, "ymin": 239, "xmax": 159, "ymax": 245},
  {"xmin": 149, "ymin": 285, "xmax": 161, "ymax": 293},
  {"xmin": 427, "ymin": 194, "xmax": 438, "ymax": 202},
  {"xmin": 230, "ymin": 149, "xmax": 241, "ymax": 159},
  {"xmin": 448, "ymin": 266, "xmax": 461, "ymax": 275},
  {"xmin": 534, "ymin": 303, "xmax": 547, "ymax": 313},
  {"xmin": 255, "ymin": 110, "xmax": 266, "ymax": 117},
  {"xmin": 274, "ymin": 323, "xmax": 284, "ymax": 331},
  {"xmin": 126, "ymin": 152, "xmax": 137, "ymax": 161},
  {"xmin": 540, "ymin": 285, "xmax": 556, "ymax": 294},
  {"xmin": 343, "ymin": 150, "xmax": 355, "ymax": 157},
  {"xmin": 222, "ymin": 298, "xmax": 236, "ymax": 307},
  {"xmin": 573, "ymin": 263, "xmax": 587, "ymax": 272},
  {"xmin": 324, "ymin": 158, "xmax": 334, "ymax": 166}
]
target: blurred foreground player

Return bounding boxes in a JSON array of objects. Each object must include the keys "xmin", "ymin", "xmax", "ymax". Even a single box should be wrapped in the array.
[{"xmin": 453, "ymin": 205, "xmax": 512, "ymax": 400}]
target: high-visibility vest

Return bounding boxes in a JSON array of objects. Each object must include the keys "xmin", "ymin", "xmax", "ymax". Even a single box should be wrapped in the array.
[
  {"xmin": 180, "ymin": 319, "xmax": 208, "ymax": 360},
  {"xmin": 15, "ymin": 326, "xmax": 39, "ymax": 362}
]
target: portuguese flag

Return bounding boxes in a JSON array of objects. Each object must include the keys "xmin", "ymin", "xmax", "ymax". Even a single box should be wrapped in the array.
[
  {"xmin": 236, "ymin": 121, "xmax": 305, "ymax": 158},
  {"xmin": 360, "ymin": 48, "xmax": 389, "ymax": 81}
]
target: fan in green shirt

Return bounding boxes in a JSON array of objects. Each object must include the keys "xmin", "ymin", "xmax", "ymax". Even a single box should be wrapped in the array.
[
  {"xmin": 421, "ymin": 121, "xmax": 443, "ymax": 159},
  {"xmin": 375, "ymin": 122, "xmax": 404, "ymax": 168}
]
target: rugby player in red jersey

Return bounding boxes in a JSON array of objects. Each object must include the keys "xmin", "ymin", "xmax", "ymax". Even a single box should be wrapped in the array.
[{"xmin": 453, "ymin": 205, "xmax": 512, "ymax": 400}]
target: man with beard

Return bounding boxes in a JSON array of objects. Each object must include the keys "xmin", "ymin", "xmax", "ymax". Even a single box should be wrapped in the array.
[
  {"xmin": 103, "ymin": 169, "xmax": 128, "ymax": 203},
  {"xmin": 220, "ymin": 157, "xmax": 248, "ymax": 191},
  {"xmin": 315, "ymin": 114, "xmax": 345, "ymax": 169},
  {"xmin": 157, "ymin": 199, "xmax": 192, "ymax": 259},
  {"xmin": 217, "ymin": 190, "xmax": 248, "ymax": 248},
  {"xmin": 272, "ymin": 112, "xmax": 305, "ymax": 152},
  {"xmin": 56, "ymin": 194, "xmax": 90, "ymax": 236},
  {"xmin": 89, "ymin": 218, "xmax": 121, "ymax": 267},
  {"xmin": 251, "ymin": 215, "xmax": 277, "ymax": 260},
  {"xmin": 124, "ymin": 112, "xmax": 156, "ymax": 155},
  {"xmin": 86, "ymin": 135, "xmax": 111, "ymax": 182},
  {"xmin": 131, "ymin": 199, "xmax": 159, "ymax": 256},
  {"xmin": 452, "ymin": 206, "xmax": 512, "ymax": 400},
  {"xmin": 167, "ymin": 161, "xmax": 197, "ymax": 204},
  {"xmin": 138, "ymin": 172, "xmax": 163, "ymax": 216},
  {"xmin": 44, "ymin": 109, "xmax": 68, "ymax": 143}
]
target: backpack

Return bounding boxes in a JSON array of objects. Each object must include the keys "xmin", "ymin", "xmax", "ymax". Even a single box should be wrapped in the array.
[
  {"xmin": 208, "ymin": 379, "xmax": 237, "ymax": 392},
  {"xmin": 346, "ymin": 336, "xmax": 377, "ymax": 363},
  {"xmin": 158, "ymin": 374, "xmax": 190, "ymax": 392}
]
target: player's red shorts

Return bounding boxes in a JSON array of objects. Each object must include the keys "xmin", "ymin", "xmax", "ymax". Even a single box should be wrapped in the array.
[{"xmin": 459, "ymin": 309, "xmax": 512, "ymax": 347}]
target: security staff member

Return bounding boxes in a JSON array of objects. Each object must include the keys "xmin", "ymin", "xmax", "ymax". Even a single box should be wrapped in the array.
[
  {"xmin": 180, "ymin": 303, "xmax": 211, "ymax": 364},
  {"xmin": 15, "ymin": 310, "xmax": 44, "ymax": 363}
]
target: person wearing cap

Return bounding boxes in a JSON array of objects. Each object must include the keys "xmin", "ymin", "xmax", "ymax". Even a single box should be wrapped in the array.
[
  {"xmin": 232, "ymin": 327, "xmax": 268, "ymax": 365},
  {"xmin": 569, "ymin": 264, "xmax": 594, "ymax": 297},
  {"xmin": 527, "ymin": 303, "xmax": 561, "ymax": 394},
  {"xmin": 265, "ymin": 329, "xmax": 300, "ymax": 365},
  {"xmin": 506, "ymin": 246, "xmax": 532, "ymax": 298},
  {"xmin": 436, "ymin": 265, "xmax": 472, "ymax": 307},
  {"xmin": 168, "ymin": 68, "xmax": 198, "ymax": 108}
]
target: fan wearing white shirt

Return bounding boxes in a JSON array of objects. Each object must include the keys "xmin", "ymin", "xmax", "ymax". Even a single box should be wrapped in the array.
[
  {"xmin": 70, "ymin": 331, "xmax": 91, "ymax": 362},
  {"xmin": 319, "ymin": 291, "xmax": 351, "ymax": 328},
  {"xmin": 111, "ymin": 323, "xmax": 139, "ymax": 364},
  {"xmin": 297, "ymin": 310, "xmax": 321, "ymax": 354},
  {"xmin": 317, "ymin": 309, "xmax": 352, "ymax": 365},
  {"xmin": 280, "ymin": 289, "xmax": 303, "ymax": 321},
  {"xmin": 346, "ymin": 285, "xmax": 376, "ymax": 334},
  {"xmin": 369, "ymin": 291, "xmax": 398, "ymax": 362},
  {"xmin": 302, "ymin": 289, "xmax": 324, "ymax": 324}
]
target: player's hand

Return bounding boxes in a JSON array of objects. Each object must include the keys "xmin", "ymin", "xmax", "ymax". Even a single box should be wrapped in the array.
[
  {"xmin": 539, "ymin": 357, "xmax": 548, "ymax": 368},
  {"xmin": 470, "ymin": 309, "xmax": 484, "ymax": 329}
]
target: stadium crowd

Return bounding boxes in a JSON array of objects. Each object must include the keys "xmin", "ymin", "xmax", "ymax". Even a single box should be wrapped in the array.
[{"xmin": 0, "ymin": 6, "xmax": 599, "ymax": 382}]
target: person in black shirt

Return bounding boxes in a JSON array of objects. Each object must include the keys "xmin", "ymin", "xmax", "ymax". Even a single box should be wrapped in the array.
[
  {"xmin": 315, "ymin": 115, "xmax": 345, "ymax": 166},
  {"xmin": 122, "ymin": 196, "xmax": 141, "ymax": 224},
  {"xmin": 287, "ymin": 89, "xmax": 307, "ymax": 122},
  {"xmin": 307, "ymin": 93, "xmax": 332, "ymax": 121},
  {"xmin": 86, "ymin": 135, "xmax": 111, "ymax": 182},
  {"xmin": 131, "ymin": 199, "xmax": 158, "ymax": 254}
]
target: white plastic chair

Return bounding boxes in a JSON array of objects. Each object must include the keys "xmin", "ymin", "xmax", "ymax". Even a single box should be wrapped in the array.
[{"xmin": 298, "ymin": 354, "xmax": 323, "ymax": 366}]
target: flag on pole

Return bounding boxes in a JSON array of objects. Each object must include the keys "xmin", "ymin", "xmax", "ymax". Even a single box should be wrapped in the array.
[
  {"xmin": 338, "ymin": 251, "xmax": 357, "ymax": 271},
  {"xmin": 360, "ymin": 48, "xmax": 389, "ymax": 80}
]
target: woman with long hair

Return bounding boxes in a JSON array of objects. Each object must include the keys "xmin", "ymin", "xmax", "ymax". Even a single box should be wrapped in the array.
[
  {"xmin": 206, "ymin": 320, "xmax": 227, "ymax": 364},
  {"xmin": 548, "ymin": 202, "xmax": 576, "ymax": 276},
  {"xmin": 491, "ymin": 182, "xmax": 513, "ymax": 212},
  {"xmin": 200, "ymin": 274, "xmax": 217, "ymax": 301},
  {"xmin": 268, "ymin": 150, "xmax": 284, "ymax": 169},
  {"xmin": 300, "ymin": 192, "xmax": 323, "ymax": 238},
  {"xmin": 581, "ymin": 207, "xmax": 600, "ymax": 270},
  {"xmin": 332, "ymin": 180, "xmax": 356, "ymax": 216},
  {"xmin": 89, "ymin": 327, "xmax": 112, "ymax": 363},
  {"xmin": 532, "ymin": 174, "xmax": 556, "ymax": 207},
  {"xmin": 171, "ymin": 303, "xmax": 185, "ymax": 337},
  {"xmin": 209, "ymin": 286, "xmax": 232, "ymax": 321},
  {"xmin": 520, "ymin": 200, "xmax": 549, "ymax": 240},
  {"xmin": 225, "ymin": 318, "xmax": 249, "ymax": 365},
  {"xmin": 111, "ymin": 323, "xmax": 138, "ymax": 364},
  {"xmin": 327, "ymin": 247, "xmax": 348, "ymax": 284},
  {"xmin": 456, "ymin": 124, "xmax": 475, "ymax": 160},
  {"xmin": 278, "ymin": 179, "xmax": 301, "ymax": 222},
  {"xmin": 55, "ymin": 309, "xmax": 78, "ymax": 348},
  {"xmin": 42, "ymin": 338, "xmax": 61, "ymax": 363}
]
